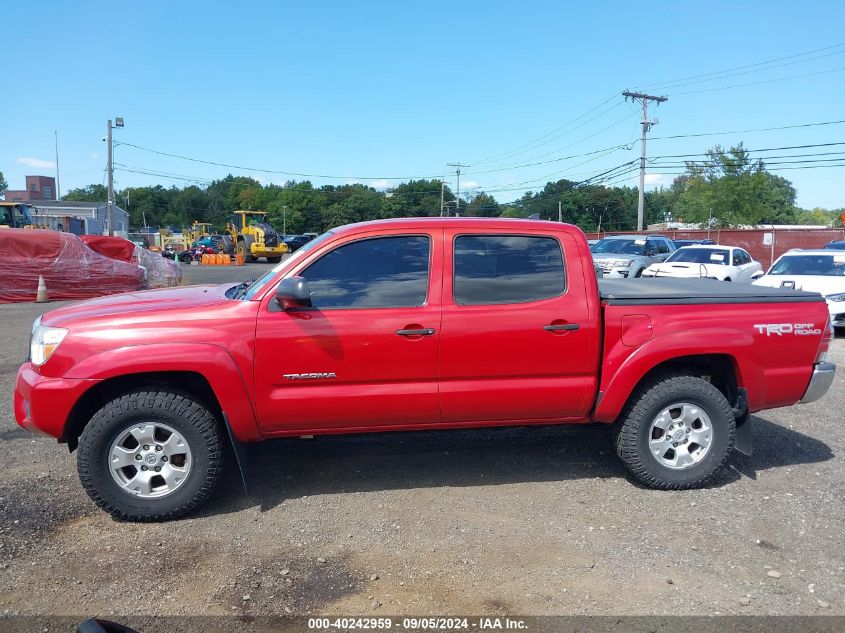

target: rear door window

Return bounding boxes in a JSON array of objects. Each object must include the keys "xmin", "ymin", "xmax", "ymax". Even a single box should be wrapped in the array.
[{"xmin": 453, "ymin": 235, "xmax": 565, "ymax": 305}]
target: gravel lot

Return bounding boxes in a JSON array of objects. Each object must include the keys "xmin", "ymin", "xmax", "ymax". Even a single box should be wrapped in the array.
[{"xmin": 1, "ymin": 262, "xmax": 843, "ymax": 618}]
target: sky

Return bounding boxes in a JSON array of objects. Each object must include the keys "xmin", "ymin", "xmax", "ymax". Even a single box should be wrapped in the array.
[{"xmin": 3, "ymin": 0, "xmax": 845, "ymax": 209}]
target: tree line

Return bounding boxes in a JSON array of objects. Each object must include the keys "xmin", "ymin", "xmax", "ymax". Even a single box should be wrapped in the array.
[{"xmin": 55, "ymin": 144, "xmax": 842, "ymax": 235}]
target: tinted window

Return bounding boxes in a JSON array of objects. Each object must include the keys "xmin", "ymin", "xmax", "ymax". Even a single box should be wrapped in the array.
[
  {"xmin": 769, "ymin": 254, "xmax": 845, "ymax": 277},
  {"xmin": 454, "ymin": 235, "xmax": 565, "ymax": 305},
  {"xmin": 591, "ymin": 238, "xmax": 646, "ymax": 255},
  {"xmin": 667, "ymin": 248, "xmax": 730, "ymax": 264},
  {"xmin": 302, "ymin": 236, "xmax": 430, "ymax": 308},
  {"xmin": 653, "ymin": 239, "xmax": 670, "ymax": 254}
]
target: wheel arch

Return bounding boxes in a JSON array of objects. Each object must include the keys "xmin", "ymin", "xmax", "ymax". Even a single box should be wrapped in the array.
[
  {"xmin": 594, "ymin": 333, "xmax": 763, "ymax": 424},
  {"xmin": 63, "ymin": 371, "xmax": 222, "ymax": 451}
]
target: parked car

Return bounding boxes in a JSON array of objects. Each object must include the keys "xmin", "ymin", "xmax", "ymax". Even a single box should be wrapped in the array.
[
  {"xmin": 642, "ymin": 245, "xmax": 763, "ymax": 282},
  {"xmin": 591, "ymin": 234, "xmax": 676, "ymax": 278},
  {"xmin": 15, "ymin": 219, "xmax": 835, "ymax": 521},
  {"xmin": 282, "ymin": 234, "xmax": 315, "ymax": 252},
  {"xmin": 824, "ymin": 241, "xmax": 845, "ymax": 250},
  {"xmin": 673, "ymin": 239, "xmax": 715, "ymax": 248},
  {"xmin": 753, "ymin": 249, "xmax": 845, "ymax": 331}
]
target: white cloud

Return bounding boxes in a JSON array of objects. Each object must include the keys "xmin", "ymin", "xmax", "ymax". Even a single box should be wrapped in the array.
[
  {"xmin": 644, "ymin": 173, "xmax": 671, "ymax": 186},
  {"xmin": 461, "ymin": 179, "xmax": 481, "ymax": 190},
  {"xmin": 17, "ymin": 157, "xmax": 57, "ymax": 169},
  {"xmin": 89, "ymin": 152, "xmax": 100, "ymax": 160},
  {"xmin": 369, "ymin": 179, "xmax": 393, "ymax": 190}
]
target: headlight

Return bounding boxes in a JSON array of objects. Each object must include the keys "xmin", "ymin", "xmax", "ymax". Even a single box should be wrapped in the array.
[
  {"xmin": 614, "ymin": 259, "xmax": 634, "ymax": 268},
  {"xmin": 826, "ymin": 293, "xmax": 845, "ymax": 302},
  {"xmin": 30, "ymin": 323, "xmax": 68, "ymax": 366}
]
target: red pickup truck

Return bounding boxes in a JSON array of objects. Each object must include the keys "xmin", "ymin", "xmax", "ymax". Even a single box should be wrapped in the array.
[{"xmin": 14, "ymin": 218, "xmax": 836, "ymax": 521}]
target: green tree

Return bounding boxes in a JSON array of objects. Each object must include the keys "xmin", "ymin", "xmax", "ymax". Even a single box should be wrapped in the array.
[
  {"xmin": 0, "ymin": 171, "xmax": 7, "ymax": 198},
  {"xmin": 64, "ymin": 184, "xmax": 108, "ymax": 202},
  {"xmin": 674, "ymin": 144, "xmax": 797, "ymax": 226}
]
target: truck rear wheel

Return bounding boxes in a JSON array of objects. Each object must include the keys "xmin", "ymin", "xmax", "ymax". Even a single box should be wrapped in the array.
[
  {"xmin": 77, "ymin": 389, "xmax": 224, "ymax": 522},
  {"xmin": 614, "ymin": 374, "xmax": 735, "ymax": 489}
]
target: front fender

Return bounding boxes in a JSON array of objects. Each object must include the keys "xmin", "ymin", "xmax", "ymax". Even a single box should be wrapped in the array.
[
  {"xmin": 66, "ymin": 343, "xmax": 262, "ymax": 441},
  {"xmin": 592, "ymin": 327, "xmax": 765, "ymax": 423}
]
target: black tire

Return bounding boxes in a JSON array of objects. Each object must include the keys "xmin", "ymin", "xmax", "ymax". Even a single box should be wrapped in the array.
[
  {"xmin": 178, "ymin": 252, "xmax": 193, "ymax": 264},
  {"xmin": 724, "ymin": 277, "xmax": 732, "ymax": 282},
  {"xmin": 266, "ymin": 256, "xmax": 282, "ymax": 264},
  {"xmin": 614, "ymin": 374, "xmax": 735, "ymax": 489},
  {"xmin": 77, "ymin": 389, "xmax": 224, "ymax": 521}
]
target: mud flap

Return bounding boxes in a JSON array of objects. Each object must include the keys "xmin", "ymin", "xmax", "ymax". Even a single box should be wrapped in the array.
[
  {"xmin": 733, "ymin": 388, "xmax": 752, "ymax": 457},
  {"xmin": 222, "ymin": 412, "xmax": 252, "ymax": 494}
]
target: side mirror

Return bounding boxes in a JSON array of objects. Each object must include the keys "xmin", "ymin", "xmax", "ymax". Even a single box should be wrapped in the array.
[{"xmin": 275, "ymin": 276, "xmax": 312, "ymax": 310}]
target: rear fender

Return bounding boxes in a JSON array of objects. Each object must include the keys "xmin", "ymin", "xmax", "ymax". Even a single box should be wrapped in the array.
[
  {"xmin": 593, "ymin": 328, "xmax": 764, "ymax": 423},
  {"xmin": 66, "ymin": 343, "xmax": 261, "ymax": 441}
]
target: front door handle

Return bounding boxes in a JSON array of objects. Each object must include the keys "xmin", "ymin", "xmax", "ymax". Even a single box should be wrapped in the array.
[
  {"xmin": 543, "ymin": 323, "xmax": 580, "ymax": 332},
  {"xmin": 395, "ymin": 328, "xmax": 436, "ymax": 337}
]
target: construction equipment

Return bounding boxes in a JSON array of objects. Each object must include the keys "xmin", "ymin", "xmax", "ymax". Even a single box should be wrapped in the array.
[
  {"xmin": 0, "ymin": 202, "xmax": 36, "ymax": 229},
  {"xmin": 225, "ymin": 211, "xmax": 288, "ymax": 263}
]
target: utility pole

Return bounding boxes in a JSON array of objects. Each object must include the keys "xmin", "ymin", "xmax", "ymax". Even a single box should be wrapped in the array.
[
  {"xmin": 54, "ymin": 130, "xmax": 61, "ymax": 201},
  {"xmin": 440, "ymin": 180, "xmax": 446, "ymax": 217},
  {"xmin": 282, "ymin": 205, "xmax": 288, "ymax": 237},
  {"xmin": 106, "ymin": 117, "xmax": 124, "ymax": 236},
  {"xmin": 558, "ymin": 201, "xmax": 562, "ymax": 223},
  {"xmin": 447, "ymin": 163, "xmax": 468, "ymax": 217},
  {"xmin": 622, "ymin": 91, "xmax": 667, "ymax": 232}
]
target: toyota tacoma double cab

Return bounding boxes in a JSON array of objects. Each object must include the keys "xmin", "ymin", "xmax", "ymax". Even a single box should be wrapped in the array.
[{"xmin": 14, "ymin": 218, "xmax": 836, "ymax": 521}]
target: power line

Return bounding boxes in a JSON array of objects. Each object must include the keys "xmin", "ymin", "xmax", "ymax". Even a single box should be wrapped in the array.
[
  {"xmin": 470, "ymin": 100, "xmax": 626, "ymax": 166},
  {"xmin": 116, "ymin": 142, "xmax": 441, "ymax": 181},
  {"xmin": 635, "ymin": 42, "xmax": 845, "ymax": 90},
  {"xmin": 469, "ymin": 93, "xmax": 620, "ymax": 165},
  {"xmin": 649, "ymin": 118, "xmax": 845, "ymax": 141},
  {"xmin": 672, "ymin": 65, "xmax": 845, "ymax": 96}
]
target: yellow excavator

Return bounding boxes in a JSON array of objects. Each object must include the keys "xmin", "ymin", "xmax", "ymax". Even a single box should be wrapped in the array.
[{"xmin": 225, "ymin": 211, "xmax": 288, "ymax": 263}]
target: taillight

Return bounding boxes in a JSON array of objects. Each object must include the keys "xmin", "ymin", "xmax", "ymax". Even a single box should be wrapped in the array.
[{"xmin": 816, "ymin": 317, "xmax": 833, "ymax": 363}]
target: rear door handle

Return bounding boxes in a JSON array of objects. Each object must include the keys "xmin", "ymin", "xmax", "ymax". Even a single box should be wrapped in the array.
[
  {"xmin": 543, "ymin": 323, "xmax": 580, "ymax": 332},
  {"xmin": 395, "ymin": 328, "xmax": 436, "ymax": 336}
]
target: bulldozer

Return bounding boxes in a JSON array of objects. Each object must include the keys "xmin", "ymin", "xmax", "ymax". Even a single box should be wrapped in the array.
[{"xmin": 225, "ymin": 211, "xmax": 288, "ymax": 263}]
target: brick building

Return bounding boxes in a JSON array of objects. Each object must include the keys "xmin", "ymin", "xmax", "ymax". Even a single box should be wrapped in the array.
[{"xmin": 5, "ymin": 175, "xmax": 57, "ymax": 202}]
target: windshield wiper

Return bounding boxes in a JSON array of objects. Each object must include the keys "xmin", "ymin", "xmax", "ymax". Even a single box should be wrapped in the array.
[{"xmin": 231, "ymin": 278, "xmax": 256, "ymax": 300}]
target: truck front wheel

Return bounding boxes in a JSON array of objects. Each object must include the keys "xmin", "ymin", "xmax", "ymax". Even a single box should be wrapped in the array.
[
  {"xmin": 614, "ymin": 374, "xmax": 735, "ymax": 489},
  {"xmin": 77, "ymin": 389, "xmax": 224, "ymax": 521}
]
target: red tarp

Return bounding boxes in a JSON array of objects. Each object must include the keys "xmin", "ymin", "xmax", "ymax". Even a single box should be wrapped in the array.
[
  {"xmin": 0, "ymin": 229, "xmax": 145, "ymax": 302},
  {"xmin": 80, "ymin": 234, "xmax": 182, "ymax": 289},
  {"xmin": 80, "ymin": 234, "xmax": 136, "ymax": 262}
]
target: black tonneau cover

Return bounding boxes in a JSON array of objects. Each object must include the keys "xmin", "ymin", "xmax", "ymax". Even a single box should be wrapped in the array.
[{"xmin": 599, "ymin": 278, "xmax": 824, "ymax": 306}]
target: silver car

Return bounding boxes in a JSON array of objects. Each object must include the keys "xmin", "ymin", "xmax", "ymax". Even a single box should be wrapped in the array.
[{"xmin": 591, "ymin": 235, "xmax": 676, "ymax": 279}]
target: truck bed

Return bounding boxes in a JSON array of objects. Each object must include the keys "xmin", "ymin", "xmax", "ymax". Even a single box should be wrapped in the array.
[{"xmin": 599, "ymin": 278, "xmax": 825, "ymax": 305}]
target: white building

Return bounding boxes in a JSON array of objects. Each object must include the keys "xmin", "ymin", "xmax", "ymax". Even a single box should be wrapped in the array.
[{"xmin": 29, "ymin": 201, "xmax": 130, "ymax": 236}]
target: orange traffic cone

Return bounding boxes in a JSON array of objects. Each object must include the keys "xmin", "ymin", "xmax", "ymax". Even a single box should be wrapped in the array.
[{"xmin": 35, "ymin": 275, "xmax": 49, "ymax": 303}]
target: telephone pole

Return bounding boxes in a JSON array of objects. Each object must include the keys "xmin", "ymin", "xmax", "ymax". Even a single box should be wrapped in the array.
[
  {"xmin": 622, "ymin": 91, "xmax": 667, "ymax": 232},
  {"xmin": 447, "ymin": 163, "xmax": 468, "ymax": 217},
  {"xmin": 440, "ymin": 180, "xmax": 446, "ymax": 216},
  {"xmin": 106, "ymin": 117, "xmax": 124, "ymax": 236}
]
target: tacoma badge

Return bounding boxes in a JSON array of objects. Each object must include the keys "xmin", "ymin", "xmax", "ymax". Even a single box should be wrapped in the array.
[{"xmin": 283, "ymin": 372, "xmax": 338, "ymax": 380}]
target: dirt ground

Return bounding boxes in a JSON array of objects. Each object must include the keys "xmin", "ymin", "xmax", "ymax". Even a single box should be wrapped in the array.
[{"xmin": 1, "ymin": 262, "xmax": 843, "ymax": 618}]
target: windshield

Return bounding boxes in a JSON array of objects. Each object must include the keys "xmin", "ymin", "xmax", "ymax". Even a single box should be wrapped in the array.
[
  {"xmin": 769, "ymin": 254, "xmax": 845, "ymax": 277},
  {"xmin": 239, "ymin": 230, "xmax": 335, "ymax": 299},
  {"xmin": 592, "ymin": 238, "xmax": 646, "ymax": 255},
  {"xmin": 667, "ymin": 248, "xmax": 730, "ymax": 264}
]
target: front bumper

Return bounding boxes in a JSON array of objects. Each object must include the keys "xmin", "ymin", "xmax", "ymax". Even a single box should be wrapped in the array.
[
  {"xmin": 799, "ymin": 361, "xmax": 836, "ymax": 404},
  {"xmin": 828, "ymin": 300, "xmax": 845, "ymax": 328},
  {"xmin": 14, "ymin": 363, "xmax": 98, "ymax": 439}
]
